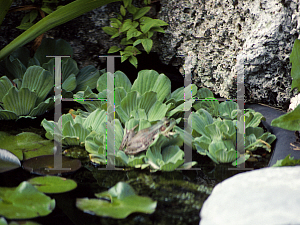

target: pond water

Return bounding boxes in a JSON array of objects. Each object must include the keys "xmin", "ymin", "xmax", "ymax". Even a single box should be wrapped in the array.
[{"xmin": 0, "ymin": 101, "xmax": 273, "ymax": 225}]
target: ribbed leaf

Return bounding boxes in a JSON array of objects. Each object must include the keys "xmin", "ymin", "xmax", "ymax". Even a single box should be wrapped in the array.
[
  {"xmin": 74, "ymin": 66, "xmax": 100, "ymax": 92},
  {"xmin": 0, "ymin": 76, "xmax": 13, "ymax": 101},
  {"xmin": 21, "ymin": 66, "xmax": 53, "ymax": 105},
  {"xmin": 131, "ymin": 70, "xmax": 171, "ymax": 102},
  {"xmin": 3, "ymin": 87, "xmax": 36, "ymax": 116}
]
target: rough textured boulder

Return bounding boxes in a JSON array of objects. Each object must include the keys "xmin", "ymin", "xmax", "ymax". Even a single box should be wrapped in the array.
[
  {"xmin": 1, "ymin": 0, "xmax": 299, "ymax": 110},
  {"xmin": 199, "ymin": 166, "xmax": 300, "ymax": 225},
  {"xmin": 157, "ymin": 0, "xmax": 300, "ymax": 109}
]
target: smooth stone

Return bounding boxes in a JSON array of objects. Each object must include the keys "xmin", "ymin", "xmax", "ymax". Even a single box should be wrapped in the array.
[{"xmin": 199, "ymin": 166, "xmax": 300, "ymax": 225}]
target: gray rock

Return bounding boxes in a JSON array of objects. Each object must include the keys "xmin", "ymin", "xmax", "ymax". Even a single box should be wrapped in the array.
[
  {"xmin": 199, "ymin": 166, "xmax": 300, "ymax": 225},
  {"xmin": 1, "ymin": 0, "xmax": 300, "ymax": 110},
  {"xmin": 157, "ymin": 0, "xmax": 300, "ymax": 109}
]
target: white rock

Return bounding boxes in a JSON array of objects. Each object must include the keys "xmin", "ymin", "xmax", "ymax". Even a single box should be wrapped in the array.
[
  {"xmin": 288, "ymin": 93, "xmax": 300, "ymax": 112},
  {"xmin": 199, "ymin": 166, "xmax": 300, "ymax": 225}
]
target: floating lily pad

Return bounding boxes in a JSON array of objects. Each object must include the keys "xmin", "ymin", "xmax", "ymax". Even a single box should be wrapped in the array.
[
  {"xmin": 0, "ymin": 182, "xmax": 55, "ymax": 219},
  {"xmin": 27, "ymin": 176, "xmax": 77, "ymax": 194},
  {"xmin": 76, "ymin": 182, "xmax": 157, "ymax": 219},
  {"xmin": 22, "ymin": 155, "xmax": 81, "ymax": 175},
  {"xmin": 0, "ymin": 217, "xmax": 42, "ymax": 225},
  {"xmin": 0, "ymin": 131, "xmax": 54, "ymax": 161},
  {"xmin": 0, "ymin": 149, "xmax": 21, "ymax": 173}
]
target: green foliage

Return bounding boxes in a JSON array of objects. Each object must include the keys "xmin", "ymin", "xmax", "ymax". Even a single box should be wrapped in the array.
[
  {"xmin": 16, "ymin": 0, "xmax": 68, "ymax": 31},
  {"xmin": 76, "ymin": 182, "xmax": 157, "ymax": 218},
  {"xmin": 0, "ymin": 182, "xmax": 55, "ymax": 219},
  {"xmin": 271, "ymin": 39, "xmax": 300, "ymax": 131},
  {"xmin": 290, "ymin": 39, "xmax": 300, "ymax": 93},
  {"xmin": 0, "ymin": 38, "xmax": 105, "ymax": 97},
  {"xmin": 191, "ymin": 101, "xmax": 276, "ymax": 165},
  {"xmin": 272, "ymin": 154, "xmax": 300, "ymax": 167},
  {"xmin": 0, "ymin": 66, "xmax": 54, "ymax": 120},
  {"xmin": 0, "ymin": 131, "xmax": 54, "ymax": 160},
  {"xmin": 0, "ymin": 0, "xmax": 122, "ymax": 61},
  {"xmin": 103, "ymin": 0, "xmax": 168, "ymax": 68},
  {"xmin": 27, "ymin": 176, "xmax": 77, "ymax": 194}
]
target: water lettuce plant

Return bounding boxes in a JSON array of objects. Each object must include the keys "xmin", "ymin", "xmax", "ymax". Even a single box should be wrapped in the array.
[
  {"xmin": 76, "ymin": 182, "xmax": 157, "ymax": 218},
  {"xmin": 41, "ymin": 107, "xmax": 194, "ymax": 171},
  {"xmin": 41, "ymin": 109, "xmax": 107, "ymax": 147},
  {"xmin": 0, "ymin": 38, "xmax": 104, "ymax": 97},
  {"xmin": 191, "ymin": 102, "xmax": 276, "ymax": 165},
  {"xmin": 0, "ymin": 66, "xmax": 54, "ymax": 120},
  {"xmin": 74, "ymin": 69, "xmax": 197, "ymax": 123},
  {"xmin": 271, "ymin": 39, "xmax": 300, "ymax": 131}
]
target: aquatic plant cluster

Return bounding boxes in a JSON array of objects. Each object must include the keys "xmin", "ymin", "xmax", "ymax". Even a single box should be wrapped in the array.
[
  {"xmin": 0, "ymin": 38, "xmax": 277, "ymax": 171},
  {"xmin": 1, "ymin": 0, "xmax": 300, "ymax": 219}
]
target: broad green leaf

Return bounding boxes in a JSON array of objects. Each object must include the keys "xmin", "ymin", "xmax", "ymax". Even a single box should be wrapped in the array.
[
  {"xmin": 21, "ymin": 66, "xmax": 53, "ymax": 105},
  {"xmin": 127, "ymin": 28, "xmax": 142, "ymax": 40},
  {"xmin": 102, "ymin": 26, "xmax": 118, "ymax": 35},
  {"xmin": 120, "ymin": 5, "xmax": 126, "ymax": 16},
  {"xmin": 96, "ymin": 71, "xmax": 132, "ymax": 93},
  {"xmin": 133, "ymin": 39, "xmax": 141, "ymax": 46},
  {"xmin": 141, "ymin": 38, "xmax": 152, "ymax": 54},
  {"xmin": 28, "ymin": 176, "xmax": 77, "ymax": 194},
  {"xmin": 110, "ymin": 23, "xmax": 120, "ymax": 28},
  {"xmin": 271, "ymin": 104, "xmax": 300, "ymax": 131},
  {"xmin": 120, "ymin": 38, "xmax": 133, "ymax": 45},
  {"xmin": 0, "ymin": 182, "xmax": 55, "ymax": 219},
  {"xmin": 76, "ymin": 182, "xmax": 156, "ymax": 218},
  {"xmin": 140, "ymin": 19, "xmax": 168, "ymax": 33},
  {"xmin": 149, "ymin": 26, "xmax": 165, "ymax": 33},
  {"xmin": 2, "ymin": 87, "xmax": 36, "ymax": 116},
  {"xmin": 120, "ymin": 19, "xmax": 133, "ymax": 32},
  {"xmin": 29, "ymin": 10, "xmax": 38, "ymax": 23},
  {"xmin": 127, "ymin": 4, "xmax": 138, "ymax": 14},
  {"xmin": 290, "ymin": 39, "xmax": 300, "ymax": 92},
  {"xmin": 121, "ymin": 54, "xmax": 130, "ymax": 62},
  {"xmin": 75, "ymin": 65, "xmax": 101, "ymax": 92},
  {"xmin": 0, "ymin": 76, "xmax": 13, "ymax": 101},
  {"xmin": 133, "ymin": 6, "xmax": 151, "ymax": 20},
  {"xmin": 0, "ymin": 0, "xmax": 122, "ymax": 61},
  {"xmin": 123, "ymin": 0, "xmax": 132, "ymax": 8},
  {"xmin": 16, "ymin": 22, "xmax": 34, "ymax": 30},
  {"xmin": 108, "ymin": 46, "xmax": 122, "ymax": 53},
  {"xmin": 129, "ymin": 56, "xmax": 137, "ymax": 68},
  {"xmin": 20, "ymin": 13, "xmax": 31, "ymax": 25},
  {"xmin": 131, "ymin": 70, "xmax": 171, "ymax": 102},
  {"xmin": 109, "ymin": 18, "xmax": 122, "ymax": 26},
  {"xmin": 111, "ymin": 31, "xmax": 122, "ymax": 39}
]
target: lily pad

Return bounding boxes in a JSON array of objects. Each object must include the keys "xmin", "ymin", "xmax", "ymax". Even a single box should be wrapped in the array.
[
  {"xmin": 0, "ymin": 182, "xmax": 55, "ymax": 219},
  {"xmin": 76, "ymin": 182, "xmax": 157, "ymax": 219},
  {"xmin": 0, "ymin": 132, "xmax": 54, "ymax": 161},
  {"xmin": 0, "ymin": 149, "xmax": 21, "ymax": 173},
  {"xmin": 22, "ymin": 155, "xmax": 81, "ymax": 176},
  {"xmin": 27, "ymin": 176, "xmax": 77, "ymax": 194},
  {"xmin": 0, "ymin": 217, "xmax": 42, "ymax": 225}
]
